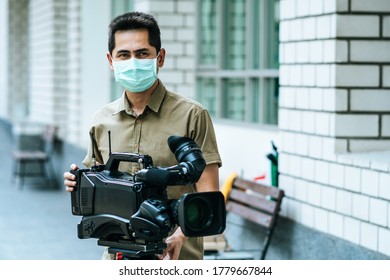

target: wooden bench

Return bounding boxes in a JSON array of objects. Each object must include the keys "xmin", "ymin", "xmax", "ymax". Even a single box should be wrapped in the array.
[{"xmin": 204, "ymin": 173, "xmax": 285, "ymax": 260}]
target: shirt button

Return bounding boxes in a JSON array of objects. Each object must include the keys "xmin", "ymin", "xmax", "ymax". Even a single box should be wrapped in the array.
[
  {"xmin": 136, "ymin": 119, "xmax": 141, "ymax": 124},
  {"xmin": 134, "ymin": 143, "xmax": 138, "ymax": 148}
]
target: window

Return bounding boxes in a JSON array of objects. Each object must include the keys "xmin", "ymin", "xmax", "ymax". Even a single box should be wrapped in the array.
[{"xmin": 196, "ymin": 0, "xmax": 279, "ymax": 125}]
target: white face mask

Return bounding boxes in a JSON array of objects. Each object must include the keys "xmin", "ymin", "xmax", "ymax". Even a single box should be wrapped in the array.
[{"xmin": 112, "ymin": 53, "xmax": 159, "ymax": 92}]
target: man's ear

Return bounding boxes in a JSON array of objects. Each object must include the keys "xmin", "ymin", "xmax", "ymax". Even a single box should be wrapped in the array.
[
  {"xmin": 158, "ymin": 48, "xmax": 166, "ymax": 68},
  {"xmin": 106, "ymin": 52, "xmax": 114, "ymax": 70}
]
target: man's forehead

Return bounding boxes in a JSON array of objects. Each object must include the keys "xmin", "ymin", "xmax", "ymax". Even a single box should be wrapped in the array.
[
  {"xmin": 113, "ymin": 29, "xmax": 153, "ymax": 50},
  {"xmin": 114, "ymin": 29, "xmax": 149, "ymax": 41}
]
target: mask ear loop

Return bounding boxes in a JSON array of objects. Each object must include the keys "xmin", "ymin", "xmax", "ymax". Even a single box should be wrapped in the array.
[
  {"xmin": 156, "ymin": 51, "xmax": 161, "ymax": 63},
  {"xmin": 156, "ymin": 51, "xmax": 162, "ymax": 72}
]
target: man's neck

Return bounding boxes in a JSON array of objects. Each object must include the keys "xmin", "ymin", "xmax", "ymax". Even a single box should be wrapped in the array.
[{"xmin": 125, "ymin": 80, "xmax": 159, "ymax": 115}]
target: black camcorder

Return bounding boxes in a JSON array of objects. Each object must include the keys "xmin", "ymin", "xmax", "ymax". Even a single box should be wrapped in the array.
[{"xmin": 70, "ymin": 135, "xmax": 226, "ymax": 259}]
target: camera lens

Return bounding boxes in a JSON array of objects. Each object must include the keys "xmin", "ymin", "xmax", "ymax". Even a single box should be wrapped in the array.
[
  {"xmin": 174, "ymin": 192, "xmax": 226, "ymax": 237},
  {"xmin": 184, "ymin": 196, "xmax": 212, "ymax": 231}
]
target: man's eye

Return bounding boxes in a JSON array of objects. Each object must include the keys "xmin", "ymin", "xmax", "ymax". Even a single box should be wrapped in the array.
[
  {"xmin": 118, "ymin": 53, "xmax": 130, "ymax": 59},
  {"xmin": 137, "ymin": 52, "xmax": 149, "ymax": 58}
]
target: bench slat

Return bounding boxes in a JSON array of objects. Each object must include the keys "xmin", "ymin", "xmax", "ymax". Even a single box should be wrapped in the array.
[
  {"xmin": 229, "ymin": 188, "xmax": 277, "ymax": 214},
  {"xmin": 234, "ymin": 177, "xmax": 283, "ymax": 200},
  {"xmin": 226, "ymin": 201, "xmax": 274, "ymax": 229}
]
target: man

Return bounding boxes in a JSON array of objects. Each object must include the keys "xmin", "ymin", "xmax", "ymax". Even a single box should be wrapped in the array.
[{"xmin": 63, "ymin": 11, "xmax": 222, "ymax": 260}]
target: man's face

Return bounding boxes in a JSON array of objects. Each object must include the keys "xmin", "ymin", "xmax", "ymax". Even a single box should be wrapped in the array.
[{"xmin": 107, "ymin": 28, "xmax": 164, "ymax": 67}]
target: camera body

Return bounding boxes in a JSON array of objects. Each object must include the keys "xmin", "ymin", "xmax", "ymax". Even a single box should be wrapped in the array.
[{"xmin": 70, "ymin": 136, "xmax": 226, "ymax": 258}]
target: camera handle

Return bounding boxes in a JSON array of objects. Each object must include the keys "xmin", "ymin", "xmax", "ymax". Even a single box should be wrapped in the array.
[{"xmin": 104, "ymin": 152, "xmax": 153, "ymax": 175}]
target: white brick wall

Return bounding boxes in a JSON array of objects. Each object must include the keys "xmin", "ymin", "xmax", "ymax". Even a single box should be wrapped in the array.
[
  {"xmin": 308, "ymin": 182, "xmax": 321, "ymax": 206},
  {"xmin": 384, "ymin": 16, "xmax": 390, "ymax": 37},
  {"xmin": 0, "ymin": 0, "xmax": 7, "ymax": 119},
  {"xmin": 321, "ymin": 185, "xmax": 337, "ymax": 210},
  {"xmin": 349, "ymin": 140, "xmax": 390, "ymax": 152},
  {"xmin": 329, "ymin": 212, "xmax": 344, "ymax": 238},
  {"xmin": 361, "ymin": 169, "xmax": 379, "ymax": 196},
  {"xmin": 351, "ymin": 40, "xmax": 390, "ymax": 62},
  {"xmin": 333, "ymin": 114, "xmax": 379, "ymax": 137},
  {"xmin": 279, "ymin": 0, "xmax": 390, "ymax": 256},
  {"xmin": 379, "ymin": 173, "xmax": 390, "ymax": 200},
  {"xmin": 329, "ymin": 162, "xmax": 345, "ymax": 188},
  {"xmin": 352, "ymin": 194, "xmax": 370, "ymax": 221},
  {"xmin": 369, "ymin": 198, "xmax": 388, "ymax": 226},
  {"xmin": 29, "ymin": 0, "xmax": 68, "ymax": 128},
  {"xmin": 351, "ymin": 90, "xmax": 390, "ymax": 111},
  {"xmin": 344, "ymin": 217, "xmax": 360, "ymax": 244},
  {"xmin": 336, "ymin": 15, "xmax": 380, "ymax": 37},
  {"xmin": 322, "ymin": 89, "xmax": 348, "ymax": 111},
  {"xmin": 379, "ymin": 228, "xmax": 390, "ymax": 255},
  {"xmin": 302, "ymin": 157, "xmax": 316, "ymax": 181},
  {"xmin": 66, "ymin": 0, "xmax": 81, "ymax": 144},
  {"xmin": 308, "ymin": 135, "xmax": 322, "ymax": 158},
  {"xmin": 360, "ymin": 222, "xmax": 378, "ymax": 251},
  {"xmin": 383, "ymin": 66, "xmax": 390, "ymax": 87},
  {"xmin": 300, "ymin": 202, "xmax": 314, "ymax": 227},
  {"xmin": 351, "ymin": 0, "xmax": 390, "ymax": 12},
  {"xmin": 383, "ymin": 115, "xmax": 390, "ymax": 136},
  {"xmin": 317, "ymin": 15, "xmax": 335, "ymax": 39},
  {"xmin": 7, "ymin": 0, "xmax": 29, "ymax": 120},
  {"xmin": 324, "ymin": 0, "xmax": 349, "ymax": 13},
  {"xmin": 337, "ymin": 190, "xmax": 352, "ymax": 216},
  {"xmin": 314, "ymin": 207, "xmax": 328, "ymax": 232},
  {"xmin": 344, "ymin": 166, "xmax": 361, "ymax": 192},
  {"xmin": 335, "ymin": 65, "xmax": 380, "ymax": 87}
]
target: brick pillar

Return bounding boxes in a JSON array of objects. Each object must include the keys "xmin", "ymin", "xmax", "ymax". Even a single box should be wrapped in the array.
[{"xmin": 279, "ymin": 0, "xmax": 390, "ymax": 256}]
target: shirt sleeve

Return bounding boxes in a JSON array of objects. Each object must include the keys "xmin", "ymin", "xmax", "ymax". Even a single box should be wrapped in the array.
[{"xmin": 189, "ymin": 109, "xmax": 222, "ymax": 167}]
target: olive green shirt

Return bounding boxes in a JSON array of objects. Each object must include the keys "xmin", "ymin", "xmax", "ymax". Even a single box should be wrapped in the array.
[{"xmin": 82, "ymin": 80, "xmax": 222, "ymax": 260}]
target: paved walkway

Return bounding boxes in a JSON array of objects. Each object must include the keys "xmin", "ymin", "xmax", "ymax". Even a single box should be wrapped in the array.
[{"xmin": 0, "ymin": 124, "xmax": 102, "ymax": 260}]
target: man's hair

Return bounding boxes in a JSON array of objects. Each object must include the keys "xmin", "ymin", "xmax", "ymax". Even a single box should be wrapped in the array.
[{"xmin": 108, "ymin": 11, "xmax": 161, "ymax": 55}]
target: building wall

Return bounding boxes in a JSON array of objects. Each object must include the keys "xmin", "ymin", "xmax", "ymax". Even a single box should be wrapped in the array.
[
  {"xmin": 279, "ymin": 0, "xmax": 390, "ymax": 256},
  {"xmin": 28, "ymin": 0, "xmax": 68, "ymax": 133},
  {"xmin": 0, "ymin": 0, "xmax": 29, "ymax": 121},
  {"xmin": 78, "ymin": 0, "xmax": 111, "ymax": 147},
  {"xmin": 0, "ymin": 0, "xmax": 9, "ymax": 120},
  {"xmin": 66, "ymin": 0, "xmax": 82, "ymax": 144},
  {"xmin": 27, "ymin": 0, "xmax": 111, "ymax": 145}
]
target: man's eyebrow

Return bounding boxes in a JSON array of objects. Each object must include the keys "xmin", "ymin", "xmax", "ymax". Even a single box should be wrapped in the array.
[
  {"xmin": 134, "ymin": 48, "xmax": 150, "ymax": 53},
  {"xmin": 116, "ymin": 48, "xmax": 150, "ymax": 55},
  {"xmin": 116, "ymin": 49, "xmax": 130, "ymax": 54}
]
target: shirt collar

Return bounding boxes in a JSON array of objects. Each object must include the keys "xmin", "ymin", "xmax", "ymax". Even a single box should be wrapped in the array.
[{"xmin": 113, "ymin": 80, "xmax": 166, "ymax": 115}]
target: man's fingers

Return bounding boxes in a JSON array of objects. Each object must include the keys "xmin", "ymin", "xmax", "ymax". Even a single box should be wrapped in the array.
[
  {"xmin": 70, "ymin": 163, "xmax": 79, "ymax": 170},
  {"xmin": 63, "ymin": 172, "xmax": 76, "ymax": 181},
  {"xmin": 64, "ymin": 164, "xmax": 79, "ymax": 193},
  {"xmin": 65, "ymin": 186, "xmax": 74, "ymax": 192}
]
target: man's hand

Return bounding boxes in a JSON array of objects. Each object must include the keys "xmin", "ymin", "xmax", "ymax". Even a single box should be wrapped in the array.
[
  {"xmin": 63, "ymin": 163, "xmax": 79, "ymax": 192},
  {"xmin": 157, "ymin": 227, "xmax": 188, "ymax": 260}
]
